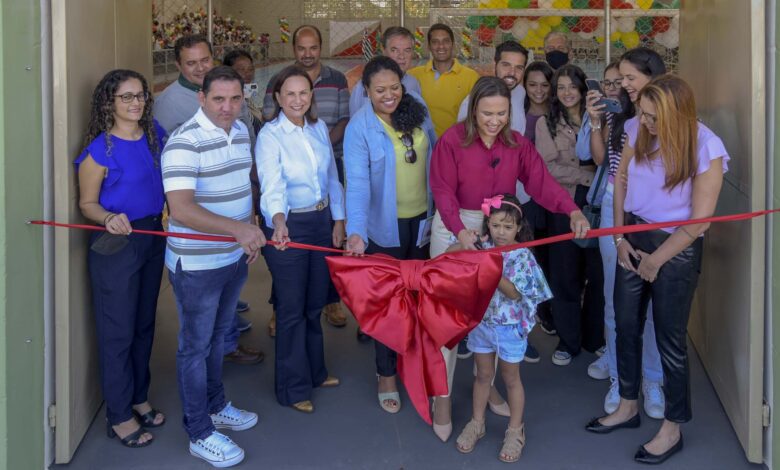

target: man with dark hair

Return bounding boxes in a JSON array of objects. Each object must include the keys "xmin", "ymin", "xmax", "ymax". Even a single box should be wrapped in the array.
[
  {"xmin": 349, "ymin": 26, "xmax": 423, "ymax": 116},
  {"xmin": 457, "ymin": 41, "xmax": 528, "ymax": 136},
  {"xmin": 154, "ymin": 35, "xmax": 214, "ymax": 135},
  {"xmin": 155, "ymin": 37, "xmax": 263, "ymax": 366},
  {"xmin": 262, "ymin": 24, "xmax": 351, "ymax": 329},
  {"xmin": 408, "ymin": 23, "xmax": 479, "ymax": 136},
  {"xmin": 163, "ymin": 66, "xmax": 265, "ymax": 467}
]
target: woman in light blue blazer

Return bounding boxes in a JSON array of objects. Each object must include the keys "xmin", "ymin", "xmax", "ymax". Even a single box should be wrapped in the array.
[{"xmin": 344, "ymin": 56, "xmax": 436, "ymax": 415}]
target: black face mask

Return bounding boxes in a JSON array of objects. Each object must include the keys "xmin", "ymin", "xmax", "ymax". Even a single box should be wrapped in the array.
[{"xmin": 546, "ymin": 50, "xmax": 570, "ymax": 69}]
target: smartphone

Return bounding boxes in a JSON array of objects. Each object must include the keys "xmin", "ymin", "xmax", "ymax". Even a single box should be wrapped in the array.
[
  {"xmin": 586, "ymin": 79, "xmax": 603, "ymax": 93},
  {"xmin": 243, "ymin": 83, "xmax": 258, "ymax": 96},
  {"xmin": 629, "ymin": 253, "xmax": 641, "ymax": 270},
  {"xmin": 473, "ymin": 238, "xmax": 483, "ymax": 250},
  {"xmin": 597, "ymin": 97, "xmax": 623, "ymax": 113}
]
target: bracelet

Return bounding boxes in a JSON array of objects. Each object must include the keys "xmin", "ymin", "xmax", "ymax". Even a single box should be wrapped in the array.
[
  {"xmin": 103, "ymin": 213, "xmax": 116, "ymax": 226},
  {"xmin": 589, "ymin": 119, "xmax": 602, "ymax": 130},
  {"xmin": 614, "ymin": 236, "xmax": 625, "ymax": 247},
  {"xmin": 679, "ymin": 226, "xmax": 697, "ymax": 240}
]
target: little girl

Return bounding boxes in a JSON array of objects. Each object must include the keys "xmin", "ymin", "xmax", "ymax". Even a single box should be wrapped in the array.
[{"xmin": 450, "ymin": 194, "xmax": 552, "ymax": 463}]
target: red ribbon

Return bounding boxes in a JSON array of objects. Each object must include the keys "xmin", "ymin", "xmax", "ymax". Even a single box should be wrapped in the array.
[
  {"xmin": 28, "ymin": 208, "xmax": 778, "ymax": 423},
  {"xmin": 28, "ymin": 208, "xmax": 779, "ymax": 254},
  {"xmin": 326, "ymin": 251, "xmax": 503, "ymax": 424}
]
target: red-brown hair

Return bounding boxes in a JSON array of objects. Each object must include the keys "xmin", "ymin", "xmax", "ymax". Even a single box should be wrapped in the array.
[{"xmin": 634, "ymin": 74, "xmax": 698, "ymax": 189}]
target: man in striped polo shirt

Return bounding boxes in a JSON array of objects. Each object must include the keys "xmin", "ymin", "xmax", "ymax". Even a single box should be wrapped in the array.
[
  {"xmin": 262, "ymin": 24, "xmax": 351, "ymax": 330},
  {"xmin": 163, "ymin": 66, "xmax": 266, "ymax": 468}
]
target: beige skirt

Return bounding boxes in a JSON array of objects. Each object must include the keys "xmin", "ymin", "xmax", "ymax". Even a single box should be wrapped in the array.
[{"xmin": 429, "ymin": 208, "xmax": 484, "ymax": 258}]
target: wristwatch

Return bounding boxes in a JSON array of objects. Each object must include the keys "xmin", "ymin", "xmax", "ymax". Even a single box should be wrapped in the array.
[
  {"xmin": 614, "ymin": 236, "xmax": 625, "ymax": 247},
  {"xmin": 589, "ymin": 119, "xmax": 602, "ymax": 130}
]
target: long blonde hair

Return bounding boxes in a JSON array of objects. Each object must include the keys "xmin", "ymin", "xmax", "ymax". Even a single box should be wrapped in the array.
[{"xmin": 634, "ymin": 74, "xmax": 698, "ymax": 189}]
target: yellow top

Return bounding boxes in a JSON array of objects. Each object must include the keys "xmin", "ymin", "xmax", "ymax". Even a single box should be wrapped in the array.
[
  {"xmin": 407, "ymin": 60, "xmax": 480, "ymax": 137},
  {"xmin": 377, "ymin": 115, "xmax": 429, "ymax": 218}
]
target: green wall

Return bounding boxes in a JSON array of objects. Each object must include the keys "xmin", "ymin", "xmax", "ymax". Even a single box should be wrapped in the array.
[{"xmin": 0, "ymin": 0, "xmax": 45, "ymax": 468}]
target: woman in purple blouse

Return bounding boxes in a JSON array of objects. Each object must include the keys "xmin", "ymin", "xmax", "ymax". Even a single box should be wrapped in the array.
[
  {"xmin": 75, "ymin": 70, "xmax": 167, "ymax": 448},
  {"xmin": 585, "ymin": 75, "xmax": 729, "ymax": 465}
]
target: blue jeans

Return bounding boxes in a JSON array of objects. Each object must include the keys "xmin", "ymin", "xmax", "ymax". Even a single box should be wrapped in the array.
[
  {"xmin": 169, "ymin": 255, "xmax": 248, "ymax": 441},
  {"xmin": 222, "ymin": 314, "xmax": 240, "ymax": 355},
  {"xmin": 600, "ymin": 188, "xmax": 662, "ymax": 382}
]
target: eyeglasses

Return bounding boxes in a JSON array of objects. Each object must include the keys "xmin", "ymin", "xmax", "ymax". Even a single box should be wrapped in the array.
[
  {"xmin": 640, "ymin": 110, "xmax": 657, "ymax": 125},
  {"xmin": 400, "ymin": 132, "xmax": 417, "ymax": 164},
  {"xmin": 602, "ymin": 79, "xmax": 622, "ymax": 89},
  {"xmin": 114, "ymin": 92, "xmax": 149, "ymax": 103}
]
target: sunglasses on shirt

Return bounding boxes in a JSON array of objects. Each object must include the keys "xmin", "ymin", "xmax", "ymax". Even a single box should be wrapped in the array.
[{"xmin": 400, "ymin": 132, "xmax": 417, "ymax": 164}]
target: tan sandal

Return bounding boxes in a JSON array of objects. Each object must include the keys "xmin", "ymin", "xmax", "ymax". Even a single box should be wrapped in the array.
[
  {"xmin": 456, "ymin": 418, "xmax": 485, "ymax": 453},
  {"xmin": 499, "ymin": 424, "xmax": 526, "ymax": 463}
]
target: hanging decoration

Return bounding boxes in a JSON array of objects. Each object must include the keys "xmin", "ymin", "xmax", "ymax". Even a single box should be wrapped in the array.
[
  {"xmin": 279, "ymin": 17, "xmax": 290, "ymax": 44},
  {"xmin": 414, "ymin": 27, "xmax": 424, "ymax": 59}
]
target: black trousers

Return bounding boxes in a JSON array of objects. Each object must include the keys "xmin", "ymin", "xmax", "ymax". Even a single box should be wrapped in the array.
[
  {"xmin": 89, "ymin": 214, "xmax": 165, "ymax": 425},
  {"xmin": 262, "ymin": 209, "xmax": 332, "ymax": 405},
  {"xmin": 367, "ymin": 212, "xmax": 429, "ymax": 377},
  {"xmin": 615, "ymin": 214, "xmax": 703, "ymax": 423},
  {"xmin": 547, "ymin": 185, "xmax": 605, "ymax": 355}
]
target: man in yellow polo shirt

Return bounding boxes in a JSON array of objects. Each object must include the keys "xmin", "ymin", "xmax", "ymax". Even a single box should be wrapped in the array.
[{"xmin": 408, "ymin": 23, "xmax": 480, "ymax": 137}]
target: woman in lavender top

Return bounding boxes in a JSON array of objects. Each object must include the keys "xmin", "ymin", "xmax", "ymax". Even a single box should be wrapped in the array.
[{"xmin": 585, "ymin": 75, "xmax": 729, "ymax": 465}]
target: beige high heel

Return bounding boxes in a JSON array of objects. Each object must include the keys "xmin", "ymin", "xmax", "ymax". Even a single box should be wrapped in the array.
[{"xmin": 431, "ymin": 397, "xmax": 452, "ymax": 442}]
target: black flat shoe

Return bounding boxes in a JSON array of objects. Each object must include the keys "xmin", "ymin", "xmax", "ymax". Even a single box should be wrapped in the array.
[
  {"xmin": 585, "ymin": 413, "xmax": 640, "ymax": 434},
  {"xmin": 634, "ymin": 434, "xmax": 683, "ymax": 465},
  {"xmin": 356, "ymin": 327, "xmax": 371, "ymax": 343}
]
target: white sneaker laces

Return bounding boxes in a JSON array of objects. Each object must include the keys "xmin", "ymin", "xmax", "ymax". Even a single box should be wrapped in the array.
[{"xmin": 201, "ymin": 433, "xmax": 233, "ymax": 455}]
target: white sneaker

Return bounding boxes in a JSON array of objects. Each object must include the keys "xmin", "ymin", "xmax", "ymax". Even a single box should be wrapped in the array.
[
  {"xmin": 642, "ymin": 380, "xmax": 665, "ymax": 419},
  {"xmin": 210, "ymin": 402, "xmax": 258, "ymax": 431},
  {"xmin": 189, "ymin": 431, "xmax": 245, "ymax": 468},
  {"xmin": 595, "ymin": 345, "xmax": 606, "ymax": 357},
  {"xmin": 551, "ymin": 350, "xmax": 572, "ymax": 366},
  {"xmin": 604, "ymin": 377, "xmax": 620, "ymax": 414},
  {"xmin": 587, "ymin": 355, "xmax": 610, "ymax": 380}
]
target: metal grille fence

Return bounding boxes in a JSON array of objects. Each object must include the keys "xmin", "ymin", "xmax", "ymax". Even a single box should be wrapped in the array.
[
  {"xmin": 429, "ymin": 6, "xmax": 679, "ymax": 78},
  {"xmin": 151, "ymin": 0, "xmax": 679, "ymax": 83}
]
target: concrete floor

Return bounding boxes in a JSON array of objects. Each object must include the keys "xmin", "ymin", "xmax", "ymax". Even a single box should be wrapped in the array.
[{"xmin": 55, "ymin": 261, "xmax": 763, "ymax": 470}]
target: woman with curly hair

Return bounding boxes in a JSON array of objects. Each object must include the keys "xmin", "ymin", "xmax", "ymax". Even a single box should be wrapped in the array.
[
  {"xmin": 344, "ymin": 56, "xmax": 436, "ymax": 415},
  {"xmin": 75, "ymin": 69, "xmax": 167, "ymax": 447}
]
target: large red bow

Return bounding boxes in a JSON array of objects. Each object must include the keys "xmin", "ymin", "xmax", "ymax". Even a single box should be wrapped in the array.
[{"xmin": 326, "ymin": 251, "xmax": 503, "ymax": 424}]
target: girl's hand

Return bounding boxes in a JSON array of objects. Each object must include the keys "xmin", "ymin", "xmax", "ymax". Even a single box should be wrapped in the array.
[
  {"xmin": 635, "ymin": 249, "xmax": 661, "ymax": 282},
  {"xmin": 586, "ymin": 90, "xmax": 606, "ymax": 121},
  {"xmin": 616, "ymin": 239, "xmax": 640, "ymax": 274},
  {"xmin": 457, "ymin": 229, "xmax": 479, "ymax": 250},
  {"xmin": 345, "ymin": 234, "xmax": 366, "ymax": 256},
  {"xmin": 105, "ymin": 212, "xmax": 132, "ymax": 235},
  {"xmin": 332, "ymin": 220, "xmax": 346, "ymax": 248},
  {"xmin": 569, "ymin": 210, "xmax": 590, "ymax": 239}
]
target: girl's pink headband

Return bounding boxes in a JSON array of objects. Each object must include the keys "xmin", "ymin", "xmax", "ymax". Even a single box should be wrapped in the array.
[{"xmin": 481, "ymin": 195, "xmax": 523, "ymax": 218}]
